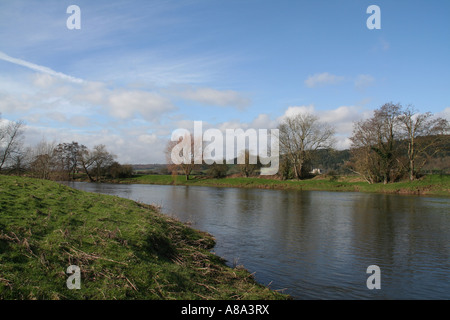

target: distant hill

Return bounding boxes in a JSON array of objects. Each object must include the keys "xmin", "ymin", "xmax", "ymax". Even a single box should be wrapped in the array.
[
  {"xmin": 309, "ymin": 149, "xmax": 351, "ymax": 174},
  {"xmin": 131, "ymin": 164, "xmax": 168, "ymax": 175},
  {"xmin": 131, "ymin": 136, "xmax": 449, "ymax": 176},
  {"xmin": 130, "ymin": 149, "xmax": 352, "ymax": 176}
]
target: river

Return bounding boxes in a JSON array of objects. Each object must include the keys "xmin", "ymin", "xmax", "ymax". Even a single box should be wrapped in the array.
[{"xmin": 65, "ymin": 182, "xmax": 450, "ymax": 300}]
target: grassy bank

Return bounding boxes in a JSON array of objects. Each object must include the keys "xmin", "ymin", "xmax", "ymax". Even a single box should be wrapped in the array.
[
  {"xmin": 0, "ymin": 175, "xmax": 289, "ymax": 300},
  {"xmin": 114, "ymin": 174, "xmax": 450, "ymax": 196}
]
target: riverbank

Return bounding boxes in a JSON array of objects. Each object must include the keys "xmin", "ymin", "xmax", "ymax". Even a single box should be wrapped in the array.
[
  {"xmin": 0, "ymin": 175, "xmax": 289, "ymax": 300},
  {"xmin": 109, "ymin": 174, "xmax": 450, "ymax": 197}
]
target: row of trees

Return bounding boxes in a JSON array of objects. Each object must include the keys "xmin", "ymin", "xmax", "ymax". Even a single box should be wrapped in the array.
[
  {"xmin": 26, "ymin": 141, "xmax": 130, "ymax": 181},
  {"xmin": 278, "ymin": 103, "xmax": 449, "ymax": 183},
  {"xmin": 207, "ymin": 150, "xmax": 263, "ymax": 178},
  {"xmin": 3, "ymin": 103, "xmax": 449, "ymax": 184},
  {"xmin": 165, "ymin": 134, "xmax": 262, "ymax": 180},
  {"xmin": 25, "ymin": 140, "xmax": 131, "ymax": 181},
  {"xmin": 164, "ymin": 103, "xmax": 449, "ymax": 183},
  {"xmin": 348, "ymin": 103, "xmax": 449, "ymax": 184},
  {"xmin": 1, "ymin": 114, "xmax": 131, "ymax": 181},
  {"xmin": 164, "ymin": 113, "xmax": 336, "ymax": 181}
]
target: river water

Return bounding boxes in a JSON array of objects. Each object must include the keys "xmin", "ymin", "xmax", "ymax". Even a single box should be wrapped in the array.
[{"xmin": 65, "ymin": 182, "xmax": 450, "ymax": 300}]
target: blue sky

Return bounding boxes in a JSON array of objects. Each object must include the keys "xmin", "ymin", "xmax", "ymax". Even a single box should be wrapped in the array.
[{"xmin": 1, "ymin": 0, "xmax": 449, "ymax": 163}]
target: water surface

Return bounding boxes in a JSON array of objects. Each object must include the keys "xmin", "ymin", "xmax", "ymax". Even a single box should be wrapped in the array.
[{"xmin": 66, "ymin": 182, "xmax": 450, "ymax": 299}]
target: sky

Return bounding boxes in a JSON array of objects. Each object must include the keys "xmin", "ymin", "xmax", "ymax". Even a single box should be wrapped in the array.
[{"xmin": 0, "ymin": 0, "xmax": 449, "ymax": 164}]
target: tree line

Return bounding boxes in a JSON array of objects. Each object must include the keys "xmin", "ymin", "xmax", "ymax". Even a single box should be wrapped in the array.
[
  {"xmin": 2, "ymin": 103, "xmax": 449, "ymax": 184},
  {"xmin": 278, "ymin": 103, "xmax": 449, "ymax": 183},
  {"xmin": 166, "ymin": 103, "xmax": 449, "ymax": 183},
  {"xmin": 0, "ymin": 114, "xmax": 132, "ymax": 181},
  {"xmin": 348, "ymin": 103, "xmax": 448, "ymax": 183}
]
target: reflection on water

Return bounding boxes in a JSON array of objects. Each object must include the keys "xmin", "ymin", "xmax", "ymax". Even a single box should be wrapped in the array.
[{"xmin": 65, "ymin": 182, "xmax": 450, "ymax": 299}]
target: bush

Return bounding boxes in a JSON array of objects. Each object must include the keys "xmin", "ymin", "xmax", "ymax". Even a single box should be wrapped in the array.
[
  {"xmin": 107, "ymin": 162, "xmax": 133, "ymax": 179},
  {"xmin": 327, "ymin": 170, "xmax": 338, "ymax": 181},
  {"xmin": 207, "ymin": 163, "xmax": 228, "ymax": 178}
]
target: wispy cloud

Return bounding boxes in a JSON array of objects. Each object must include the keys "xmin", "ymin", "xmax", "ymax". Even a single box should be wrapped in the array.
[
  {"xmin": 305, "ymin": 72, "xmax": 344, "ymax": 88},
  {"xmin": 0, "ymin": 51, "xmax": 84, "ymax": 84},
  {"xmin": 354, "ymin": 74, "xmax": 375, "ymax": 90},
  {"xmin": 170, "ymin": 86, "xmax": 251, "ymax": 109}
]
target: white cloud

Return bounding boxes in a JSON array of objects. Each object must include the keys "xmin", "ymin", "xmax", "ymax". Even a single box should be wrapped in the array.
[
  {"xmin": 31, "ymin": 73, "xmax": 59, "ymax": 88},
  {"xmin": 305, "ymin": 72, "xmax": 344, "ymax": 88},
  {"xmin": 354, "ymin": 74, "xmax": 375, "ymax": 90},
  {"xmin": 2, "ymin": 70, "xmax": 177, "ymax": 124},
  {"xmin": 436, "ymin": 107, "xmax": 450, "ymax": 121},
  {"xmin": 138, "ymin": 134, "xmax": 158, "ymax": 145},
  {"xmin": 0, "ymin": 92, "xmax": 34, "ymax": 114},
  {"xmin": 21, "ymin": 123, "xmax": 167, "ymax": 164},
  {"xmin": 69, "ymin": 115, "xmax": 92, "ymax": 128},
  {"xmin": 334, "ymin": 137, "xmax": 353, "ymax": 150},
  {"xmin": 304, "ymin": 73, "xmax": 375, "ymax": 91},
  {"xmin": 108, "ymin": 90, "xmax": 176, "ymax": 121},
  {"xmin": 278, "ymin": 104, "xmax": 372, "ymax": 150},
  {"xmin": 250, "ymin": 113, "xmax": 278, "ymax": 130},
  {"xmin": 171, "ymin": 86, "xmax": 251, "ymax": 109},
  {"xmin": 212, "ymin": 114, "xmax": 277, "ymax": 133},
  {"xmin": 280, "ymin": 105, "xmax": 315, "ymax": 119}
]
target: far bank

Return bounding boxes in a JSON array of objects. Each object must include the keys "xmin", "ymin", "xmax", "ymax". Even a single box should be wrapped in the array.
[{"xmin": 101, "ymin": 174, "xmax": 450, "ymax": 197}]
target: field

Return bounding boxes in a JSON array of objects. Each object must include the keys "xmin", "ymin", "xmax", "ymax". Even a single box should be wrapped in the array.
[{"xmin": 0, "ymin": 175, "xmax": 289, "ymax": 300}]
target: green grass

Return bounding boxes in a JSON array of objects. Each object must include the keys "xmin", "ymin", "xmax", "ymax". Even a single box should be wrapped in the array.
[
  {"xmin": 117, "ymin": 174, "xmax": 450, "ymax": 196},
  {"xmin": 0, "ymin": 175, "xmax": 289, "ymax": 300}
]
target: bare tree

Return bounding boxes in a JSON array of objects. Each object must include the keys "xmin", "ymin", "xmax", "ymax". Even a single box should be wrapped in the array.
[
  {"xmin": 348, "ymin": 119, "xmax": 380, "ymax": 184},
  {"xmin": 277, "ymin": 112, "xmax": 335, "ymax": 179},
  {"xmin": 371, "ymin": 103, "xmax": 402, "ymax": 184},
  {"xmin": 54, "ymin": 141, "xmax": 84, "ymax": 180},
  {"xmin": 398, "ymin": 106, "xmax": 449, "ymax": 180},
  {"xmin": 350, "ymin": 103, "xmax": 449, "ymax": 183},
  {"xmin": 29, "ymin": 139, "xmax": 57, "ymax": 179},
  {"xmin": 165, "ymin": 132, "xmax": 202, "ymax": 181},
  {"xmin": 78, "ymin": 145, "xmax": 95, "ymax": 182},
  {"xmin": 237, "ymin": 149, "xmax": 260, "ymax": 177},
  {"xmin": 91, "ymin": 144, "xmax": 116, "ymax": 182},
  {"xmin": 349, "ymin": 103, "xmax": 402, "ymax": 184},
  {"xmin": 0, "ymin": 115, "xmax": 25, "ymax": 171}
]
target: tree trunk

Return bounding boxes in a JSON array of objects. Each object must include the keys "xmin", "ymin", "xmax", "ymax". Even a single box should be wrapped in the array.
[
  {"xmin": 296, "ymin": 158, "xmax": 304, "ymax": 180},
  {"xmin": 409, "ymin": 139, "xmax": 415, "ymax": 181},
  {"xmin": 81, "ymin": 163, "xmax": 94, "ymax": 182},
  {"xmin": 293, "ymin": 164, "xmax": 299, "ymax": 179},
  {"xmin": 409, "ymin": 158, "xmax": 415, "ymax": 181}
]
